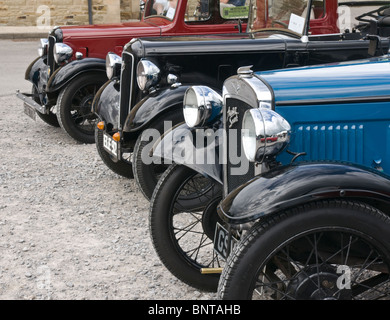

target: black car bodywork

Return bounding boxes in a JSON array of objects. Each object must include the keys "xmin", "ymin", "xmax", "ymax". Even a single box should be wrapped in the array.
[
  {"xmin": 95, "ymin": 0, "xmax": 390, "ymax": 200},
  {"xmin": 145, "ymin": 0, "xmax": 390, "ymax": 293}
]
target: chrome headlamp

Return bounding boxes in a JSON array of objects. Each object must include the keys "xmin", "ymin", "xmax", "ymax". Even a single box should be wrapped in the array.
[
  {"xmin": 136, "ymin": 60, "xmax": 160, "ymax": 91},
  {"xmin": 106, "ymin": 52, "xmax": 122, "ymax": 80},
  {"xmin": 183, "ymin": 86, "xmax": 223, "ymax": 128},
  {"xmin": 38, "ymin": 38, "xmax": 49, "ymax": 57},
  {"xmin": 242, "ymin": 108, "xmax": 291, "ymax": 163},
  {"xmin": 53, "ymin": 43, "xmax": 73, "ymax": 64}
]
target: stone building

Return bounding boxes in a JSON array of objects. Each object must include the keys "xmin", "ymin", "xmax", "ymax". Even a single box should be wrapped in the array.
[{"xmin": 0, "ymin": 0, "xmax": 141, "ymax": 27}]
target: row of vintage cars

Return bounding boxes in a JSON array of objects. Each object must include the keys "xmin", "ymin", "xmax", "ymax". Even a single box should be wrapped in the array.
[{"xmin": 18, "ymin": 0, "xmax": 390, "ymax": 299}]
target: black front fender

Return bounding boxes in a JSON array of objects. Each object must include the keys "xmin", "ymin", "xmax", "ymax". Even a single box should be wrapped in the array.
[
  {"xmin": 25, "ymin": 57, "xmax": 50, "ymax": 90},
  {"xmin": 218, "ymin": 162, "xmax": 390, "ymax": 224},
  {"xmin": 123, "ymin": 85, "xmax": 191, "ymax": 133},
  {"xmin": 93, "ymin": 80, "xmax": 120, "ymax": 130},
  {"xmin": 47, "ymin": 58, "xmax": 106, "ymax": 93},
  {"xmin": 25, "ymin": 56, "xmax": 43, "ymax": 83},
  {"xmin": 153, "ymin": 121, "xmax": 223, "ymax": 184},
  {"xmin": 24, "ymin": 57, "xmax": 51, "ymax": 105}
]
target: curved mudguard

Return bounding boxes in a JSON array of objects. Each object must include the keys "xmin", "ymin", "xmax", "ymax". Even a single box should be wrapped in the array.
[
  {"xmin": 46, "ymin": 58, "xmax": 106, "ymax": 93},
  {"xmin": 123, "ymin": 85, "xmax": 191, "ymax": 133},
  {"xmin": 25, "ymin": 57, "xmax": 49, "ymax": 91},
  {"xmin": 23, "ymin": 57, "xmax": 51, "ymax": 108},
  {"xmin": 152, "ymin": 121, "xmax": 224, "ymax": 184},
  {"xmin": 218, "ymin": 162, "xmax": 390, "ymax": 224},
  {"xmin": 93, "ymin": 80, "xmax": 120, "ymax": 130},
  {"xmin": 25, "ymin": 57, "xmax": 44, "ymax": 83}
]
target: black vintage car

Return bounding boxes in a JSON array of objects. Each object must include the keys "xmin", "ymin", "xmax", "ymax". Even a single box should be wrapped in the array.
[
  {"xmin": 95, "ymin": 0, "xmax": 390, "ymax": 200},
  {"xmin": 148, "ymin": 1, "xmax": 390, "ymax": 292},
  {"xmin": 17, "ymin": 0, "xmax": 246, "ymax": 144}
]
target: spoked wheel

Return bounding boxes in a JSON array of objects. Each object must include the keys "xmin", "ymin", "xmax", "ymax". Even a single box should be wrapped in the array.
[
  {"xmin": 150, "ymin": 163, "xmax": 223, "ymax": 292},
  {"xmin": 219, "ymin": 200, "xmax": 390, "ymax": 300},
  {"xmin": 32, "ymin": 85, "xmax": 60, "ymax": 127},
  {"xmin": 132, "ymin": 110, "xmax": 184, "ymax": 200},
  {"xmin": 57, "ymin": 72, "xmax": 107, "ymax": 143}
]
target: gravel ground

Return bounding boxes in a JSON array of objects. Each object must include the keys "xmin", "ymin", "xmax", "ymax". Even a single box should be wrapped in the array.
[{"xmin": 0, "ymin": 41, "xmax": 217, "ymax": 300}]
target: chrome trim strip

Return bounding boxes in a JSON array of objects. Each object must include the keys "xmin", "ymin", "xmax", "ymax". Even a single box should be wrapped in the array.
[
  {"xmin": 119, "ymin": 51, "xmax": 135, "ymax": 131},
  {"xmin": 16, "ymin": 90, "xmax": 48, "ymax": 114},
  {"xmin": 276, "ymin": 95, "xmax": 390, "ymax": 106},
  {"xmin": 222, "ymin": 74, "xmax": 272, "ymax": 109},
  {"xmin": 48, "ymin": 35, "xmax": 56, "ymax": 74},
  {"xmin": 222, "ymin": 99, "xmax": 228, "ymax": 197},
  {"xmin": 222, "ymin": 73, "xmax": 273, "ymax": 196}
]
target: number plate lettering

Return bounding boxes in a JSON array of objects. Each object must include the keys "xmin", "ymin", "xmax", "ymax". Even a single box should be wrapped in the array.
[
  {"xmin": 214, "ymin": 223, "xmax": 238, "ymax": 260},
  {"xmin": 24, "ymin": 103, "xmax": 36, "ymax": 121},
  {"xmin": 103, "ymin": 133, "xmax": 118, "ymax": 158}
]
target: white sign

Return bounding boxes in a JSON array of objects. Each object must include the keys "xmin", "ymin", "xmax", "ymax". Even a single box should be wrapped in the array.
[{"xmin": 288, "ymin": 13, "xmax": 305, "ymax": 34}]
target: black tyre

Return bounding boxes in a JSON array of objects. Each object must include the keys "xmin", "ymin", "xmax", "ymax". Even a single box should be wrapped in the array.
[
  {"xmin": 218, "ymin": 200, "xmax": 390, "ymax": 300},
  {"xmin": 57, "ymin": 72, "xmax": 107, "ymax": 143},
  {"xmin": 133, "ymin": 110, "xmax": 183, "ymax": 200},
  {"xmin": 95, "ymin": 127, "xmax": 134, "ymax": 179},
  {"xmin": 150, "ymin": 163, "xmax": 223, "ymax": 291},
  {"xmin": 32, "ymin": 85, "xmax": 60, "ymax": 127}
]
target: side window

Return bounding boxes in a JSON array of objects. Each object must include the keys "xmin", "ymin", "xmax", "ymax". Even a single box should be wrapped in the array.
[
  {"xmin": 338, "ymin": 0, "xmax": 385, "ymax": 33},
  {"xmin": 185, "ymin": 0, "xmax": 211, "ymax": 21},
  {"xmin": 144, "ymin": 0, "xmax": 178, "ymax": 20},
  {"xmin": 220, "ymin": 0, "xmax": 249, "ymax": 20},
  {"xmin": 312, "ymin": 0, "xmax": 325, "ymax": 19}
]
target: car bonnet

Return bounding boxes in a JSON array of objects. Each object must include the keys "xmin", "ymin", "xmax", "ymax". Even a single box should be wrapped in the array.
[{"xmin": 257, "ymin": 56, "xmax": 390, "ymax": 105}]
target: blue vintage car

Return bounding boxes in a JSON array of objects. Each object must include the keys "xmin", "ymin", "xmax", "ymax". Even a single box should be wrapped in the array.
[
  {"xmin": 216, "ymin": 56, "xmax": 390, "ymax": 300},
  {"xmin": 151, "ymin": 55, "xmax": 390, "ymax": 298}
]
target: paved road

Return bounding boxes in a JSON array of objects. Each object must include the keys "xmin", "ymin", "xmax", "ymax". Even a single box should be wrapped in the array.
[{"xmin": 0, "ymin": 40, "xmax": 39, "ymax": 97}]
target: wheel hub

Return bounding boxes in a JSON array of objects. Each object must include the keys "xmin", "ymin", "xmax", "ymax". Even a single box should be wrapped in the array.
[
  {"xmin": 287, "ymin": 265, "xmax": 351, "ymax": 300},
  {"xmin": 79, "ymin": 94, "xmax": 94, "ymax": 116}
]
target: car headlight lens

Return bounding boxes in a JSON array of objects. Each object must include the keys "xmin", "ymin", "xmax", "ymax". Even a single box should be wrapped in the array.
[
  {"xmin": 106, "ymin": 53, "xmax": 122, "ymax": 80},
  {"xmin": 53, "ymin": 43, "xmax": 73, "ymax": 64},
  {"xmin": 183, "ymin": 86, "xmax": 223, "ymax": 128},
  {"xmin": 242, "ymin": 108, "xmax": 291, "ymax": 163},
  {"xmin": 38, "ymin": 38, "xmax": 49, "ymax": 57},
  {"xmin": 136, "ymin": 60, "xmax": 160, "ymax": 91}
]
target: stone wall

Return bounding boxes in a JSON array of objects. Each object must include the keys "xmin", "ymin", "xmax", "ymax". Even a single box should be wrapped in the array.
[{"xmin": 0, "ymin": 0, "xmax": 140, "ymax": 27}]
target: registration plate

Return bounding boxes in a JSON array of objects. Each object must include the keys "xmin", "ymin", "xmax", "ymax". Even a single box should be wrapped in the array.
[
  {"xmin": 103, "ymin": 132, "xmax": 119, "ymax": 159},
  {"xmin": 214, "ymin": 222, "xmax": 239, "ymax": 260},
  {"xmin": 24, "ymin": 103, "xmax": 36, "ymax": 121}
]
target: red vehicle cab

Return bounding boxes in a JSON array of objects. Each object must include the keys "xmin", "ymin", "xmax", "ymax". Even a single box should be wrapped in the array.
[
  {"xmin": 17, "ymin": 0, "xmax": 249, "ymax": 143},
  {"xmin": 58, "ymin": 0, "xmax": 249, "ymax": 60}
]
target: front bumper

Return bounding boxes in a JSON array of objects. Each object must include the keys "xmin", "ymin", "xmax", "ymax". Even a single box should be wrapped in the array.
[
  {"xmin": 21, "ymin": 56, "xmax": 52, "ymax": 115},
  {"xmin": 16, "ymin": 90, "xmax": 49, "ymax": 114}
]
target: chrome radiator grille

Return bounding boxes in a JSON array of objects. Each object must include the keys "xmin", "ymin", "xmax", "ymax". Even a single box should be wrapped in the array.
[
  {"xmin": 119, "ymin": 51, "xmax": 135, "ymax": 128},
  {"xmin": 47, "ymin": 35, "xmax": 56, "ymax": 74},
  {"xmin": 223, "ymin": 98, "xmax": 256, "ymax": 195}
]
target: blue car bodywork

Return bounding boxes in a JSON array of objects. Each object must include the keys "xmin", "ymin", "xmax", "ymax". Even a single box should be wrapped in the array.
[
  {"xmin": 269, "ymin": 56, "xmax": 390, "ymax": 173},
  {"xmin": 155, "ymin": 56, "xmax": 390, "ymax": 189},
  {"xmin": 210, "ymin": 55, "xmax": 390, "ymax": 301},
  {"xmin": 218, "ymin": 56, "xmax": 390, "ymax": 224}
]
